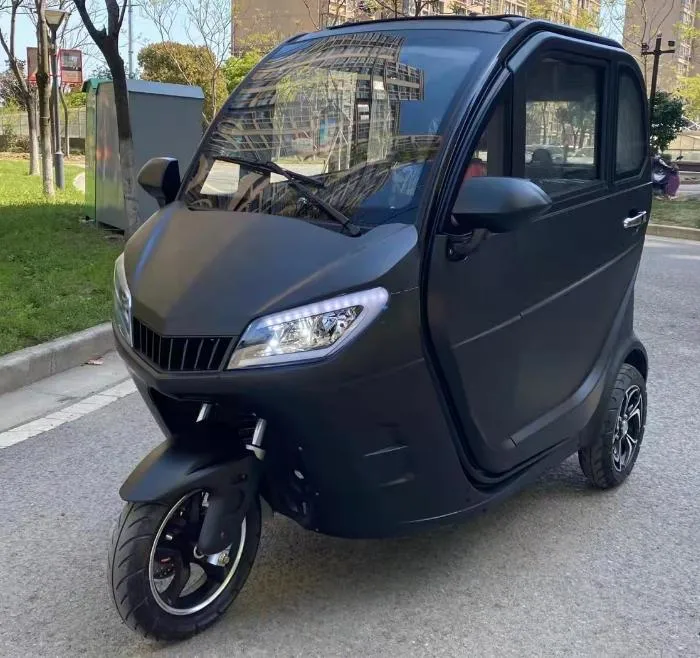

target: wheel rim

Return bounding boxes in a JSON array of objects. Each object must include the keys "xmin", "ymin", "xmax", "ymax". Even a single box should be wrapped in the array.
[
  {"xmin": 612, "ymin": 385, "xmax": 643, "ymax": 472},
  {"xmin": 148, "ymin": 491, "xmax": 246, "ymax": 616}
]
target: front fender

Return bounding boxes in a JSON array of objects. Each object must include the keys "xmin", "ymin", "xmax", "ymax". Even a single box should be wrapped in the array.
[{"xmin": 120, "ymin": 439, "xmax": 261, "ymax": 554}]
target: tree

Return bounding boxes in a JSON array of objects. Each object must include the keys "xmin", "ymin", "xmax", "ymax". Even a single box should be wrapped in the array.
[
  {"xmin": 0, "ymin": 66, "xmax": 27, "ymax": 108},
  {"xmin": 140, "ymin": 0, "xmax": 231, "ymax": 121},
  {"xmin": 64, "ymin": 90, "xmax": 87, "ymax": 106},
  {"xmin": 90, "ymin": 63, "xmax": 112, "ymax": 79},
  {"xmin": 599, "ymin": 0, "xmax": 679, "ymax": 87},
  {"xmin": 35, "ymin": 0, "xmax": 55, "ymax": 195},
  {"xmin": 678, "ymin": 75, "xmax": 700, "ymax": 123},
  {"xmin": 0, "ymin": 0, "xmax": 41, "ymax": 175},
  {"xmin": 302, "ymin": 0, "xmax": 377, "ymax": 27},
  {"xmin": 138, "ymin": 42, "xmax": 227, "ymax": 122},
  {"xmin": 74, "ymin": 0, "xmax": 140, "ymax": 235},
  {"xmin": 222, "ymin": 50, "xmax": 264, "ymax": 93},
  {"xmin": 372, "ymin": 0, "xmax": 439, "ymax": 17},
  {"xmin": 651, "ymin": 91, "xmax": 685, "ymax": 153}
]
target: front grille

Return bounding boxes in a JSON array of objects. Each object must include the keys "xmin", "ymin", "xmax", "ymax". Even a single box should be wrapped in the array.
[{"xmin": 132, "ymin": 318, "xmax": 233, "ymax": 372}]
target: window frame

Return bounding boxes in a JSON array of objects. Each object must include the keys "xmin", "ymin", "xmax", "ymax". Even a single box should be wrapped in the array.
[
  {"xmin": 511, "ymin": 45, "xmax": 612, "ymax": 209},
  {"xmin": 613, "ymin": 63, "xmax": 649, "ymax": 182},
  {"xmin": 437, "ymin": 73, "xmax": 514, "ymax": 235}
]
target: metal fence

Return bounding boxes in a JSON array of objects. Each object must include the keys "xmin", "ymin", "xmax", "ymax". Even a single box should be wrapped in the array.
[
  {"xmin": 666, "ymin": 131, "xmax": 700, "ymax": 163},
  {"xmin": 0, "ymin": 107, "xmax": 86, "ymax": 140}
]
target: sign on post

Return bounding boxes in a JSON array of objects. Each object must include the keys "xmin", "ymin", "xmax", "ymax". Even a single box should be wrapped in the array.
[{"xmin": 25, "ymin": 46, "xmax": 83, "ymax": 90}]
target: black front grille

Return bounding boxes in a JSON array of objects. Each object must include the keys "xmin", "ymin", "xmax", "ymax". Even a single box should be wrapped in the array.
[{"xmin": 132, "ymin": 318, "xmax": 233, "ymax": 372}]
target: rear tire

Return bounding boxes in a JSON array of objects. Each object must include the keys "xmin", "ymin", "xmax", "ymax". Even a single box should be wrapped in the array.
[
  {"xmin": 108, "ymin": 492, "xmax": 261, "ymax": 641},
  {"xmin": 578, "ymin": 363, "xmax": 646, "ymax": 489}
]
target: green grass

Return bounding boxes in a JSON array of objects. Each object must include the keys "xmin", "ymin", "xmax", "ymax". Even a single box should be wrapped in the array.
[
  {"xmin": 651, "ymin": 198, "xmax": 700, "ymax": 229},
  {"xmin": 0, "ymin": 160, "xmax": 122, "ymax": 356}
]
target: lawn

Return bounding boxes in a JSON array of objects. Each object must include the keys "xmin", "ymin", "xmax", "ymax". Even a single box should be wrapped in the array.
[
  {"xmin": 0, "ymin": 160, "xmax": 122, "ymax": 356},
  {"xmin": 651, "ymin": 198, "xmax": 700, "ymax": 229}
]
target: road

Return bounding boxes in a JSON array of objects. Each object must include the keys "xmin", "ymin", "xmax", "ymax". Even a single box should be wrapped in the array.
[{"xmin": 1, "ymin": 236, "xmax": 699, "ymax": 657}]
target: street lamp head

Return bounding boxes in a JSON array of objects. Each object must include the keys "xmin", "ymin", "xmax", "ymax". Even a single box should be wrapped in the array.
[
  {"xmin": 641, "ymin": 42, "xmax": 649, "ymax": 52},
  {"xmin": 668, "ymin": 40, "xmax": 676, "ymax": 48},
  {"xmin": 45, "ymin": 9, "xmax": 67, "ymax": 30}
]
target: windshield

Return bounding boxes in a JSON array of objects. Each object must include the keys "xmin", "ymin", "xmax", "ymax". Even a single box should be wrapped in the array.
[{"xmin": 182, "ymin": 29, "xmax": 497, "ymax": 230}]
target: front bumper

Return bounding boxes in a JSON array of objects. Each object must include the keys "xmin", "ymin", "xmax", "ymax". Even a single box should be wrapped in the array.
[{"xmin": 113, "ymin": 290, "xmax": 485, "ymax": 539}]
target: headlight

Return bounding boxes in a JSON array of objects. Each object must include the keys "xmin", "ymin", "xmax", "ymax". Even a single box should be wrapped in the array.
[
  {"xmin": 113, "ymin": 253, "xmax": 132, "ymax": 346},
  {"xmin": 227, "ymin": 288, "xmax": 389, "ymax": 369}
]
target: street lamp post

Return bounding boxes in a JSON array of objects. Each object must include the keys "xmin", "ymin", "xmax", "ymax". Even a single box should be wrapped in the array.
[
  {"xmin": 45, "ymin": 9, "xmax": 67, "ymax": 190},
  {"xmin": 641, "ymin": 34, "xmax": 676, "ymax": 137}
]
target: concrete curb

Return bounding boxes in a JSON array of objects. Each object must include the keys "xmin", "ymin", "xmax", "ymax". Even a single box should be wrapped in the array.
[
  {"xmin": 648, "ymin": 223, "xmax": 700, "ymax": 241},
  {"xmin": 0, "ymin": 323, "xmax": 114, "ymax": 396}
]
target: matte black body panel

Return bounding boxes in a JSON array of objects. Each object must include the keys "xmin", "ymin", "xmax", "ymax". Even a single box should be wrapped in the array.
[{"xmin": 125, "ymin": 204, "xmax": 418, "ymax": 336}]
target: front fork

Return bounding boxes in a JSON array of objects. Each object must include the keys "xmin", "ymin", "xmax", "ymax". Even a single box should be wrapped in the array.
[
  {"xmin": 196, "ymin": 416, "xmax": 266, "ymax": 555},
  {"xmin": 119, "ymin": 408, "xmax": 267, "ymax": 557}
]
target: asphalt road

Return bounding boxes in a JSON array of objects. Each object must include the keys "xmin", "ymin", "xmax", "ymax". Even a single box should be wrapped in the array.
[{"xmin": 1, "ymin": 237, "xmax": 699, "ymax": 657}]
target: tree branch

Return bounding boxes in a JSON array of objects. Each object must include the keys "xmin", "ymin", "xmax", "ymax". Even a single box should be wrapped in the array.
[
  {"xmin": 0, "ymin": 1, "xmax": 31, "ymax": 98},
  {"xmin": 117, "ymin": 0, "xmax": 127, "ymax": 32},
  {"xmin": 73, "ymin": 0, "xmax": 107, "ymax": 45},
  {"xmin": 302, "ymin": 0, "xmax": 319, "ymax": 29}
]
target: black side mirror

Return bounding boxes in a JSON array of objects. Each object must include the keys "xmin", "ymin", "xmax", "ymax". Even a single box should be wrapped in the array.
[
  {"xmin": 138, "ymin": 157, "xmax": 181, "ymax": 208},
  {"xmin": 450, "ymin": 177, "xmax": 552, "ymax": 234}
]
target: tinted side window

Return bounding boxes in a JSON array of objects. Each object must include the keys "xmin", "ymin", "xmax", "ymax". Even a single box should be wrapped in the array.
[
  {"xmin": 462, "ymin": 98, "xmax": 508, "ymax": 180},
  {"xmin": 616, "ymin": 69, "xmax": 647, "ymax": 176},
  {"xmin": 524, "ymin": 58, "xmax": 601, "ymax": 198}
]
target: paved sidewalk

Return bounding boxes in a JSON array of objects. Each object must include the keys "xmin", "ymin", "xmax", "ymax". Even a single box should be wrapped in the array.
[{"xmin": 0, "ymin": 351, "xmax": 128, "ymax": 435}]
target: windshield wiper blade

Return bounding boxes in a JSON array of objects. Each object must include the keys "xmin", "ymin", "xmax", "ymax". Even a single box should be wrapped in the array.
[
  {"xmin": 213, "ymin": 155, "xmax": 361, "ymax": 236},
  {"xmin": 214, "ymin": 155, "xmax": 325, "ymax": 188}
]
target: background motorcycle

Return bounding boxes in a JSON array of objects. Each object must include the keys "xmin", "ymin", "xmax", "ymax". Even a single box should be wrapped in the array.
[{"xmin": 652, "ymin": 154, "xmax": 682, "ymax": 198}]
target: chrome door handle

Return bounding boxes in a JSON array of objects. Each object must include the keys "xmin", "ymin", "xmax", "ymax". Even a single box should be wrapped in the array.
[{"xmin": 623, "ymin": 211, "xmax": 647, "ymax": 229}]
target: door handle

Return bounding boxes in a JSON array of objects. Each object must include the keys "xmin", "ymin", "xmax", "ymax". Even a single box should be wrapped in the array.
[{"xmin": 623, "ymin": 211, "xmax": 647, "ymax": 229}]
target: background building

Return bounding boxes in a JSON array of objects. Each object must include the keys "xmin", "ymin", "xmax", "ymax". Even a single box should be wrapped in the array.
[
  {"xmin": 623, "ymin": 0, "xmax": 700, "ymax": 91},
  {"xmin": 231, "ymin": 0, "xmax": 602, "ymax": 55}
]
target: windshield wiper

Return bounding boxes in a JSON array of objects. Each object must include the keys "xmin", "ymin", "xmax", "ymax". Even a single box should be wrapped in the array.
[{"xmin": 213, "ymin": 155, "xmax": 361, "ymax": 237}]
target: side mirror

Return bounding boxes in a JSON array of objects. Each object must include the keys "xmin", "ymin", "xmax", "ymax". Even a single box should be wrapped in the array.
[
  {"xmin": 138, "ymin": 157, "xmax": 180, "ymax": 208},
  {"xmin": 450, "ymin": 177, "xmax": 552, "ymax": 234}
]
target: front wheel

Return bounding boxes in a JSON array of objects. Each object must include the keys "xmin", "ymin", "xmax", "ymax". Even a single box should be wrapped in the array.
[{"xmin": 108, "ymin": 491, "xmax": 261, "ymax": 640}]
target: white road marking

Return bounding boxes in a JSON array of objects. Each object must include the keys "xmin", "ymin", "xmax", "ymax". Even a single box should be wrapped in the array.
[
  {"xmin": 0, "ymin": 379, "xmax": 137, "ymax": 449},
  {"xmin": 668, "ymin": 254, "xmax": 700, "ymax": 261}
]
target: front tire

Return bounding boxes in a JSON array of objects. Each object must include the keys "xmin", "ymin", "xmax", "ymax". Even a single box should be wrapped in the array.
[
  {"xmin": 578, "ymin": 363, "xmax": 647, "ymax": 489},
  {"xmin": 108, "ymin": 491, "xmax": 261, "ymax": 641}
]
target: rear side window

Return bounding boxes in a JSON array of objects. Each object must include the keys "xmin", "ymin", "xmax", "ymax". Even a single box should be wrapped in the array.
[
  {"xmin": 616, "ymin": 69, "xmax": 647, "ymax": 177},
  {"xmin": 524, "ymin": 58, "xmax": 602, "ymax": 198}
]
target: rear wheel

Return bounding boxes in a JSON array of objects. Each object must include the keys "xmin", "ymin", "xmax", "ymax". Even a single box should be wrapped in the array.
[
  {"xmin": 108, "ymin": 490, "xmax": 261, "ymax": 640},
  {"xmin": 578, "ymin": 363, "xmax": 646, "ymax": 489}
]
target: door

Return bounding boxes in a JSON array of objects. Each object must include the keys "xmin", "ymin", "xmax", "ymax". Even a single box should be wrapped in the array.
[
  {"xmin": 426, "ymin": 82, "xmax": 531, "ymax": 475},
  {"xmin": 509, "ymin": 48, "xmax": 650, "ymax": 456},
  {"xmin": 425, "ymin": 39, "xmax": 650, "ymax": 476}
]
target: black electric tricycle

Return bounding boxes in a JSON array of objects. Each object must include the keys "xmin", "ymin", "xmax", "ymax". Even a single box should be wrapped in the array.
[{"xmin": 110, "ymin": 14, "xmax": 651, "ymax": 640}]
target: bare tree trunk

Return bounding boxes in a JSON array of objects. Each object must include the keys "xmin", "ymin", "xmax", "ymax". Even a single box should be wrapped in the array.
[
  {"xmin": 73, "ymin": 0, "xmax": 139, "ymax": 234},
  {"xmin": 27, "ymin": 92, "xmax": 41, "ymax": 176},
  {"xmin": 35, "ymin": 5, "xmax": 54, "ymax": 197},
  {"xmin": 107, "ymin": 48, "xmax": 140, "ymax": 236},
  {"xmin": 0, "ymin": 0, "xmax": 42, "ymax": 176}
]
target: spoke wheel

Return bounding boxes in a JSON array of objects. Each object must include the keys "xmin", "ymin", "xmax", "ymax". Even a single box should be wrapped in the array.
[
  {"xmin": 578, "ymin": 363, "xmax": 647, "ymax": 489},
  {"xmin": 611, "ymin": 385, "xmax": 643, "ymax": 472},
  {"xmin": 108, "ymin": 491, "xmax": 261, "ymax": 641},
  {"xmin": 148, "ymin": 491, "xmax": 247, "ymax": 616}
]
